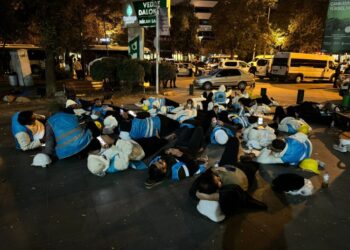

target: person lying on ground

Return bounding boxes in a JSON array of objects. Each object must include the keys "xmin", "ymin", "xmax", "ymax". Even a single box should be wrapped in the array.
[
  {"xmin": 333, "ymin": 131, "xmax": 350, "ymax": 153},
  {"xmin": 65, "ymin": 99, "xmax": 90, "ymax": 117},
  {"xmin": 277, "ymin": 116, "xmax": 311, "ymax": 135},
  {"xmin": 43, "ymin": 109, "xmax": 100, "ymax": 160},
  {"xmin": 190, "ymin": 137, "xmax": 267, "ymax": 222},
  {"xmin": 167, "ymin": 107, "xmax": 197, "ymax": 123},
  {"xmin": 209, "ymin": 120, "xmax": 239, "ymax": 145},
  {"xmin": 11, "ymin": 110, "xmax": 45, "ymax": 151},
  {"xmin": 256, "ymin": 132, "xmax": 312, "ymax": 165},
  {"xmin": 120, "ymin": 113, "xmax": 179, "ymax": 140},
  {"xmin": 87, "ymin": 139, "xmax": 145, "ymax": 177},
  {"xmin": 145, "ymin": 125, "xmax": 207, "ymax": 189},
  {"xmin": 90, "ymin": 98, "xmax": 114, "ymax": 121},
  {"xmin": 242, "ymin": 122, "xmax": 276, "ymax": 150},
  {"xmin": 273, "ymin": 102, "xmax": 335, "ymax": 125}
]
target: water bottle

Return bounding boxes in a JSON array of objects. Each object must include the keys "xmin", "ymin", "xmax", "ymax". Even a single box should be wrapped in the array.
[{"xmin": 322, "ymin": 172, "xmax": 329, "ymax": 188}]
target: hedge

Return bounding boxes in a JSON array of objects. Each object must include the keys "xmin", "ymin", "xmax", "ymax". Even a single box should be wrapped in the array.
[
  {"xmin": 90, "ymin": 57, "xmax": 176, "ymax": 93},
  {"xmin": 117, "ymin": 60, "xmax": 145, "ymax": 93},
  {"xmin": 90, "ymin": 57, "xmax": 124, "ymax": 84}
]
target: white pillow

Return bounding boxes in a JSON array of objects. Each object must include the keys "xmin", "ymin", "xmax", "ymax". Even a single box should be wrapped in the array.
[{"xmin": 197, "ymin": 200, "xmax": 225, "ymax": 222}]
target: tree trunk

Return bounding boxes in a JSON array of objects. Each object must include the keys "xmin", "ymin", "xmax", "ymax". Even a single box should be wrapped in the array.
[{"xmin": 45, "ymin": 49, "xmax": 56, "ymax": 97}]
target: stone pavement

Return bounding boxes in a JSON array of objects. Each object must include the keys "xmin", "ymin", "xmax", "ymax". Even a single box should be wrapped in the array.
[{"xmin": 0, "ymin": 81, "xmax": 349, "ymax": 250}]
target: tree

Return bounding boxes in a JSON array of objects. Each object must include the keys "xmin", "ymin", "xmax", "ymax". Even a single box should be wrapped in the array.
[
  {"xmin": 0, "ymin": 0, "xmax": 28, "ymax": 45},
  {"xmin": 282, "ymin": 0, "xmax": 329, "ymax": 52},
  {"xmin": 20, "ymin": 0, "xmax": 122, "ymax": 97},
  {"xmin": 170, "ymin": 0, "xmax": 200, "ymax": 54},
  {"xmin": 210, "ymin": 0, "xmax": 274, "ymax": 59},
  {"xmin": 0, "ymin": 0, "xmax": 31, "ymax": 74},
  {"xmin": 269, "ymin": 0, "xmax": 329, "ymax": 52}
]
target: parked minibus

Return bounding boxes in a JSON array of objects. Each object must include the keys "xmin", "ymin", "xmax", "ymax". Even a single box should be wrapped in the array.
[{"xmin": 270, "ymin": 52, "xmax": 336, "ymax": 83}]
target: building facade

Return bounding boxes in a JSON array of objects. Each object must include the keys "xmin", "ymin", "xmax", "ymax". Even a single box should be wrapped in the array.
[
  {"xmin": 191, "ymin": 0, "xmax": 218, "ymax": 42},
  {"xmin": 172, "ymin": 0, "xmax": 218, "ymax": 42}
]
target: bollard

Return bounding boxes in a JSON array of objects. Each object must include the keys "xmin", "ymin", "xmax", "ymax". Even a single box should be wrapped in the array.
[
  {"xmin": 260, "ymin": 87, "xmax": 267, "ymax": 96},
  {"xmin": 189, "ymin": 84, "xmax": 194, "ymax": 96},
  {"xmin": 296, "ymin": 89, "xmax": 304, "ymax": 104}
]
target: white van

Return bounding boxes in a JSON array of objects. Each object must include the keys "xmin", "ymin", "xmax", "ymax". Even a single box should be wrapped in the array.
[
  {"xmin": 206, "ymin": 55, "xmax": 231, "ymax": 70},
  {"xmin": 219, "ymin": 60, "xmax": 250, "ymax": 73},
  {"xmin": 270, "ymin": 52, "xmax": 336, "ymax": 83},
  {"xmin": 248, "ymin": 55, "xmax": 274, "ymax": 67},
  {"xmin": 255, "ymin": 58, "xmax": 273, "ymax": 79}
]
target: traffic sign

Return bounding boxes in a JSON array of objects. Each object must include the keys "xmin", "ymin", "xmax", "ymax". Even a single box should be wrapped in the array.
[{"xmin": 133, "ymin": 0, "xmax": 167, "ymax": 27}]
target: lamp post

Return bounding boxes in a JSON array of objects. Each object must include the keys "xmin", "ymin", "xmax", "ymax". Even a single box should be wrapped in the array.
[{"xmin": 263, "ymin": 6, "xmax": 271, "ymax": 56}]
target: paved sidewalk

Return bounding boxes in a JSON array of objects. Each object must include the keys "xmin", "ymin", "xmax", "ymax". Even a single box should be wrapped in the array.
[{"xmin": 0, "ymin": 78, "xmax": 348, "ymax": 250}]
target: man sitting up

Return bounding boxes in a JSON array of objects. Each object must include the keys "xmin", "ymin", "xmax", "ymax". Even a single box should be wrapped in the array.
[
  {"xmin": 256, "ymin": 132, "xmax": 312, "ymax": 165},
  {"xmin": 11, "ymin": 111, "xmax": 45, "ymax": 151}
]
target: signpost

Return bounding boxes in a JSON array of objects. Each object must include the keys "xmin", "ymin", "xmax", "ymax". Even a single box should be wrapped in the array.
[
  {"xmin": 123, "ymin": 0, "xmax": 171, "ymax": 94},
  {"xmin": 155, "ymin": 2, "xmax": 160, "ymax": 95},
  {"xmin": 133, "ymin": 0, "xmax": 167, "ymax": 27},
  {"xmin": 323, "ymin": 0, "xmax": 350, "ymax": 53},
  {"xmin": 128, "ymin": 36, "xmax": 140, "ymax": 59}
]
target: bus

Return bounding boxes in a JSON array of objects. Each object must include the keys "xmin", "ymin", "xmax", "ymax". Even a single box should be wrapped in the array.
[{"xmin": 270, "ymin": 52, "xmax": 336, "ymax": 83}]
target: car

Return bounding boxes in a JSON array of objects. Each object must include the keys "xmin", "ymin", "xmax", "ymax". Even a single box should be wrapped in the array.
[
  {"xmin": 176, "ymin": 63, "xmax": 196, "ymax": 76},
  {"xmin": 218, "ymin": 60, "xmax": 250, "ymax": 73},
  {"xmin": 193, "ymin": 68, "xmax": 255, "ymax": 90},
  {"xmin": 336, "ymin": 68, "xmax": 350, "ymax": 96}
]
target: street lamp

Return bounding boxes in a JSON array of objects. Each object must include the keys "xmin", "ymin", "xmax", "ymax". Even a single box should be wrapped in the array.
[{"xmin": 264, "ymin": 0, "xmax": 278, "ymax": 56}]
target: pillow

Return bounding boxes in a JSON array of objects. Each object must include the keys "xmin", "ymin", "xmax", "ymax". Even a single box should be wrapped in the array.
[{"xmin": 197, "ymin": 200, "xmax": 225, "ymax": 222}]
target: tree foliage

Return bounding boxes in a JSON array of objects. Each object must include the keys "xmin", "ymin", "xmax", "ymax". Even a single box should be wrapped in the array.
[
  {"xmin": 280, "ymin": 0, "xmax": 329, "ymax": 52},
  {"xmin": 16, "ymin": 0, "xmax": 122, "ymax": 97},
  {"xmin": 170, "ymin": 0, "xmax": 200, "ymax": 54},
  {"xmin": 0, "ymin": 0, "xmax": 29, "ymax": 45},
  {"xmin": 210, "ymin": 0, "xmax": 274, "ymax": 59}
]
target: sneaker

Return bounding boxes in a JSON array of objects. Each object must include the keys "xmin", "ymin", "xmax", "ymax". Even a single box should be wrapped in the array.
[
  {"xmin": 333, "ymin": 144, "xmax": 347, "ymax": 153},
  {"xmin": 144, "ymin": 179, "xmax": 164, "ymax": 189}
]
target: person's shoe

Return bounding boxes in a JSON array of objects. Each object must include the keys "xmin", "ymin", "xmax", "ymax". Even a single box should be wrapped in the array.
[
  {"xmin": 333, "ymin": 144, "xmax": 347, "ymax": 153},
  {"xmin": 144, "ymin": 179, "xmax": 164, "ymax": 189}
]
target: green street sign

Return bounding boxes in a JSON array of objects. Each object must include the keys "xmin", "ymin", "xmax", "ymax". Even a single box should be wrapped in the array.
[
  {"xmin": 133, "ymin": 0, "xmax": 167, "ymax": 27},
  {"xmin": 323, "ymin": 0, "xmax": 350, "ymax": 53},
  {"xmin": 129, "ymin": 36, "xmax": 140, "ymax": 59}
]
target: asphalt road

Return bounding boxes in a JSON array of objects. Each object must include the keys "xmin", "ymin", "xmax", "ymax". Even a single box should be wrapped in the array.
[{"xmin": 174, "ymin": 76, "xmax": 342, "ymax": 106}]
